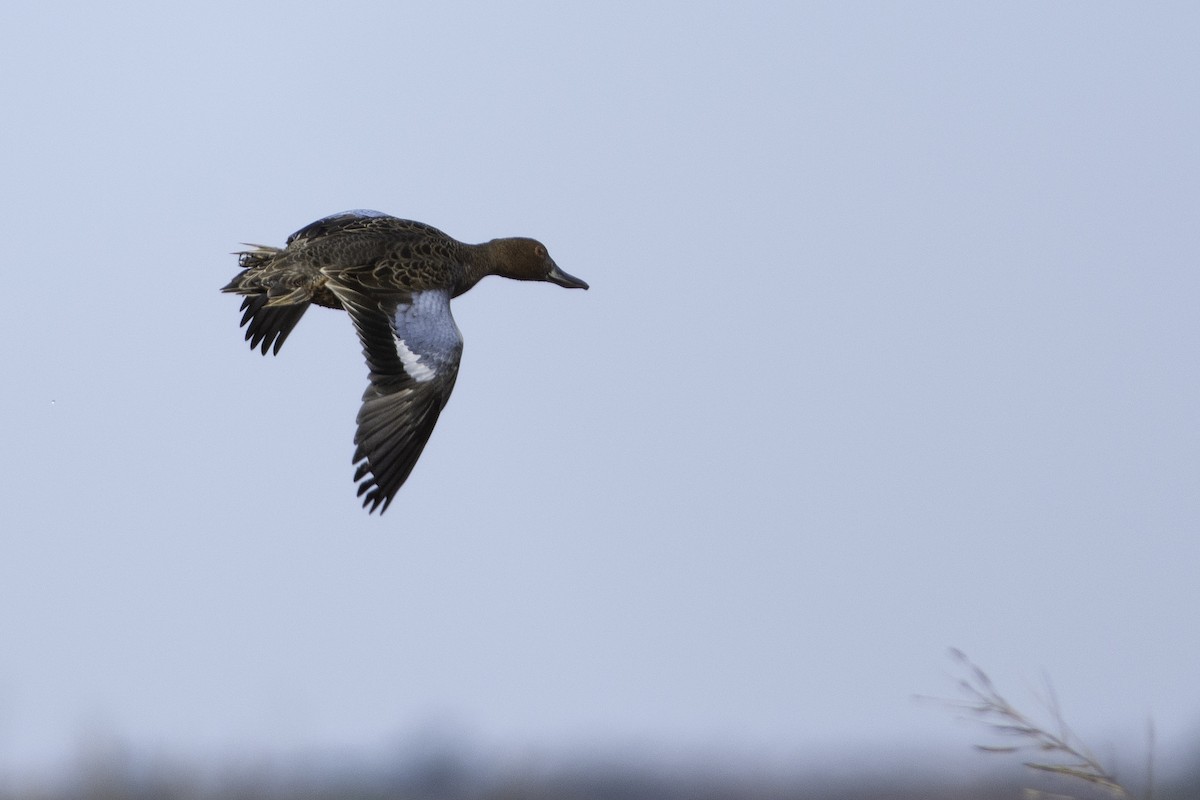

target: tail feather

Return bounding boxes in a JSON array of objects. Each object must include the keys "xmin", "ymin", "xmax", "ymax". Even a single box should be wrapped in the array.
[
  {"xmin": 235, "ymin": 244, "xmax": 283, "ymax": 269},
  {"xmin": 223, "ymin": 245, "xmax": 314, "ymax": 356}
]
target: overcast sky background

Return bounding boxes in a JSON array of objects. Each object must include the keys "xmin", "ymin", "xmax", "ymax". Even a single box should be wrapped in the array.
[{"xmin": 2, "ymin": 0, "xmax": 1198, "ymax": 781}]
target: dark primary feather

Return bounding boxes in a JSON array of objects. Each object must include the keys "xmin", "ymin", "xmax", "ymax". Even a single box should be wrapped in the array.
[{"xmin": 237, "ymin": 293, "xmax": 309, "ymax": 355}]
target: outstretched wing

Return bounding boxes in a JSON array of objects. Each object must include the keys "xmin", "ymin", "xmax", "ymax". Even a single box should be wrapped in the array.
[{"xmin": 326, "ymin": 282, "xmax": 463, "ymax": 514}]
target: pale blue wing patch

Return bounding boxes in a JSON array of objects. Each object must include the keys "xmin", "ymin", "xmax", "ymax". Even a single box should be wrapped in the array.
[{"xmin": 390, "ymin": 290, "xmax": 463, "ymax": 383}]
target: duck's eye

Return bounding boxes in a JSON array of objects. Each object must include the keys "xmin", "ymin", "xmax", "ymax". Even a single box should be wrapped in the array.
[{"xmin": 534, "ymin": 244, "xmax": 547, "ymax": 258}]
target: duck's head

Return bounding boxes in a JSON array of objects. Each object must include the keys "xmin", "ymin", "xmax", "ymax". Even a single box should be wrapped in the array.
[{"xmin": 490, "ymin": 237, "xmax": 589, "ymax": 290}]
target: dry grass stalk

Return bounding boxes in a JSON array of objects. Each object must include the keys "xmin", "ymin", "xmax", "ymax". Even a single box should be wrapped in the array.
[{"xmin": 936, "ymin": 648, "xmax": 1147, "ymax": 800}]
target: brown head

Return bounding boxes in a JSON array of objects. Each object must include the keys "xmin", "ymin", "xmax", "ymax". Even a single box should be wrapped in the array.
[{"xmin": 486, "ymin": 237, "xmax": 589, "ymax": 290}]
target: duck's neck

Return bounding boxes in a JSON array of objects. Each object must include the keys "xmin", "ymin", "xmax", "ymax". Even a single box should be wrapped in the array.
[{"xmin": 455, "ymin": 240, "xmax": 504, "ymax": 296}]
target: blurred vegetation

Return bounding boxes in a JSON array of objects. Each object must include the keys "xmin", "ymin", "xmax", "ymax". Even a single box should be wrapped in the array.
[
  {"xmin": 1, "ymin": 747, "xmax": 1197, "ymax": 800},
  {"xmin": 0, "ymin": 762, "xmax": 1049, "ymax": 800},
  {"xmin": 4, "ymin": 651, "xmax": 1196, "ymax": 800}
]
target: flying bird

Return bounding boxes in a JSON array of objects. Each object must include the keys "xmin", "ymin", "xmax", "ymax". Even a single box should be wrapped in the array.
[{"xmin": 222, "ymin": 210, "xmax": 589, "ymax": 513}]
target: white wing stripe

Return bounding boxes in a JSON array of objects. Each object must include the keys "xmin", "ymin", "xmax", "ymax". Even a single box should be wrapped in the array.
[{"xmin": 393, "ymin": 335, "xmax": 437, "ymax": 382}]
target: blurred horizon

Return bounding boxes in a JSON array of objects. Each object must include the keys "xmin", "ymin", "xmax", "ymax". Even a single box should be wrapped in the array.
[
  {"xmin": 5, "ymin": 653, "xmax": 1199, "ymax": 799},
  {"xmin": 2, "ymin": 722, "xmax": 1198, "ymax": 800}
]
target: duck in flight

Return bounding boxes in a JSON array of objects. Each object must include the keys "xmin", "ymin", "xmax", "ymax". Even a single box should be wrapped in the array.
[{"xmin": 222, "ymin": 210, "xmax": 589, "ymax": 514}]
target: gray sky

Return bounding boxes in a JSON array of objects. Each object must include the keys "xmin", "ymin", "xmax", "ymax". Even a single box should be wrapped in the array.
[{"xmin": 2, "ymin": 0, "xmax": 1198, "ymax": 777}]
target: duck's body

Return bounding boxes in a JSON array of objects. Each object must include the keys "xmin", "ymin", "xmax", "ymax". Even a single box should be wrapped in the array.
[{"xmin": 222, "ymin": 210, "xmax": 588, "ymax": 514}]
